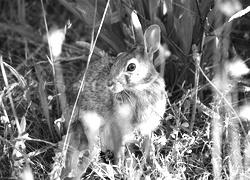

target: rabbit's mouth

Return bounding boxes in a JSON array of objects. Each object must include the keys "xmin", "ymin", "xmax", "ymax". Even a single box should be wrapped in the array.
[
  {"xmin": 107, "ymin": 84, "xmax": 124, "ymax": 93},
  {"xmin": 106, "ymin": 79, "xmax": 124, "ymax": 93}
]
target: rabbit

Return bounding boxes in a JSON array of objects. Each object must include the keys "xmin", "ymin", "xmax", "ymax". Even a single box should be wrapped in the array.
[{"xmin": 62, "ymin": 23, "xmax": 166, "ymax": 179}]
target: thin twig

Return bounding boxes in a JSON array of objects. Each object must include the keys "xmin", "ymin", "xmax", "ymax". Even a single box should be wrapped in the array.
[
  {"xmin": 189, "ymin": 45, "xmax": 201, "ymax": 133},
  {"xmin": 40, "ymin": 0, "xmax": 56, "ymax": 140},
  {"xmin": 62, "ymin": 0, "xmax": 111, "ymax": 165}
]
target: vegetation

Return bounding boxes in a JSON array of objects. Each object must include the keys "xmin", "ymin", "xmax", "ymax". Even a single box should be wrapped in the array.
[{"xmin": 0, "ymin": 0, "xmax": 250, "ymax": 179}]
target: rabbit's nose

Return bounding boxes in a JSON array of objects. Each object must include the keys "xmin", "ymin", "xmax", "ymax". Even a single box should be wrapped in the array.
[{"xmin": 106, "ymin": 79, "xmax": 114, "ymax": 88}]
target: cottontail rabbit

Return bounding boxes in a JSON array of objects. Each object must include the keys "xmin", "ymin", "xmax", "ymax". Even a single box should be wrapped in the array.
[{"xmin": 62, "ymin": 18, "xmax": 166, "ymax": 179}]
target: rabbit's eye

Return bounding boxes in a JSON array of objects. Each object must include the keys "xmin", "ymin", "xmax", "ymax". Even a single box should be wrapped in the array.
[{"xmin": 127, "ymin": 63, "xmax": 136, "ymax": 72}]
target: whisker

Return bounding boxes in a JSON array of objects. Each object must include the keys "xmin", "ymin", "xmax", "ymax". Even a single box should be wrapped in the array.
[
  {"xmin": 123, "ymin": 90, "xmax": 133, "ymax": 107},
  {"xmin": 142, "ymin": 90, "xmax": 165, "ymax": 119}
]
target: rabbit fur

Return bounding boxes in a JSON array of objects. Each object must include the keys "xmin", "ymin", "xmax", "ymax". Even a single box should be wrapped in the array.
[{"xmin": 63, "ymin": 24, "xmax": 166, "ymax": 179}]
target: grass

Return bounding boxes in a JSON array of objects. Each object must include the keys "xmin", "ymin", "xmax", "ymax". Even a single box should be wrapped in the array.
[{"xmin": 0, "ymin": 0, "xmax": 250, "ymax": 179}]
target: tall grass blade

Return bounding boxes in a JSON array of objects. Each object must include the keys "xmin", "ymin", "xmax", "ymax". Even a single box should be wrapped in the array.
[{"xmin": 35, "ymin": 65, "xmax": 55, "ymax": 140}]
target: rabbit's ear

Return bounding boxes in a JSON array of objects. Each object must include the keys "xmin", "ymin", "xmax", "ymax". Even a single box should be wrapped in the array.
[
  {"xmin": 131, "ymin": 11, "xmax": 144, "ymax": 45},
  {"xmin": 144, "ymin": 25, "xmax": 161, "ymax": 55}
]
